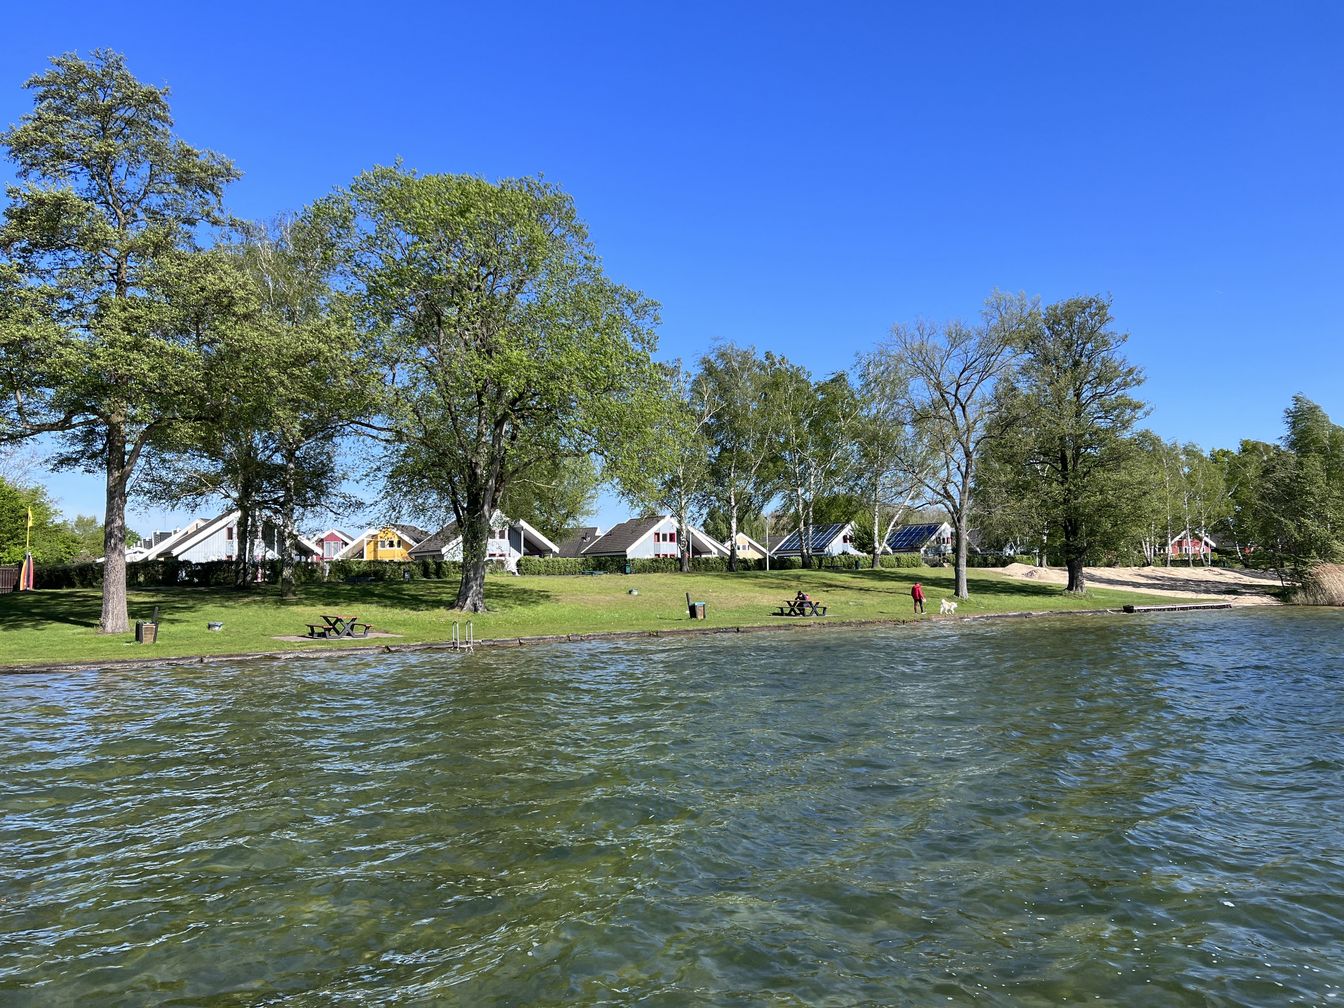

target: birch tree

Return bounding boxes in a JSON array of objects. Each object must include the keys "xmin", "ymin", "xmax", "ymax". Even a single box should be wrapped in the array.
[
  {"xmin": 609, "ymin": 362, "xmax": 715, "ymax": 572},
  {"xmin": 698, "ymin": 344, "xmax": 785, "ymax": 570},
  {"xmin": 854, "ymin": 343, "xmax": 933, "ymax": 568},
  {"xmin": 771, "ymin": 361, "xmax": 860, "ymax": 568}
]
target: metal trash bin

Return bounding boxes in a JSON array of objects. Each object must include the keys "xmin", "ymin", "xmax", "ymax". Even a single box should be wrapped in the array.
[
  {"xmin": 691, "ymin": 602, "xmax": 706, "ymax": 620},
  {"xmin": 135, "ymin": 621, "xmax": 158, "ymax": 644},
  {"xmin": 624, "ymin": 560, "xmax": 634, "ymax": 575}
]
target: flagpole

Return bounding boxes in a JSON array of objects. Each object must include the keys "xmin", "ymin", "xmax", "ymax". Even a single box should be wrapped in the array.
[{"xmin": 20, "ymin": 507, "xmax": 34, "ymax": 591}]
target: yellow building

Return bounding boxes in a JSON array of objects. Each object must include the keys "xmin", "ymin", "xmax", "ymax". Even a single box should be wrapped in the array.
[{"xmin": 337, "ymin": 524, "xmax": 431, "ymax": 562}]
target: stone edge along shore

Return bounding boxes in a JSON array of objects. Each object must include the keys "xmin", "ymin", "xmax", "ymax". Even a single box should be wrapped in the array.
[{"xmin": 0, "ymin": 602, "xmax": 1236, "ymax": 676}]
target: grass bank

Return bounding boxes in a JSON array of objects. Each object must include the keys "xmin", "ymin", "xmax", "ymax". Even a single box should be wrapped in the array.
[{"xmin": 0, "ymin": 566, "xmax": 1189, "ymax": 670}]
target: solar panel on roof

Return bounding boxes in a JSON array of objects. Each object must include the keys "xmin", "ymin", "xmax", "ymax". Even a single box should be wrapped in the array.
[
  {"xmin": 887, "ymin": 523, "xmax": 942, "ymax": 551},
  {"xmin": 773, "ymin": 522, "xmax": 848, "ymax": 553}
]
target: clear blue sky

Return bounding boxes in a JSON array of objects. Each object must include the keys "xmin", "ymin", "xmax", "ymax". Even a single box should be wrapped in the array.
[{"xmin": 4, "ymin": 2, "xmax": 1342, "ymax": 536}]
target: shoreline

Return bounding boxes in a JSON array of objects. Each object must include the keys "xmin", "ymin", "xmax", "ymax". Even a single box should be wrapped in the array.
[{"xmin": 0, "ymin": 601, "xmax": 1238, "ymax": 676}]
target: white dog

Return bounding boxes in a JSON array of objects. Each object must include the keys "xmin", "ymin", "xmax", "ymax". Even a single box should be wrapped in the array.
[{"xmin": 939, "ymin": 598, "xmax": 958, "ymax": 615}]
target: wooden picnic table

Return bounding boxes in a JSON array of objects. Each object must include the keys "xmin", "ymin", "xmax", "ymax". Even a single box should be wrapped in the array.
[
  {"xmin": 307, "ymin": 614, "xmax": 371, "ymax": 639},
  {"xmin": 774, "ymin": 598, "xmax": 827, "ymax": 617}
]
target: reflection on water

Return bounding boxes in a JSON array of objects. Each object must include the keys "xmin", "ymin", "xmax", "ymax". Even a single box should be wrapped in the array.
[{"xmin": 2, "ymin": 608, "xmax": 1342, "ymax": 1005}]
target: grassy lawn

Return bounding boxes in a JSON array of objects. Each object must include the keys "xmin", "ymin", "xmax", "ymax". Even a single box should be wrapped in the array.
[{"xmin": 0, "ymin": 566, "xmax": 1193, "ymax": 670}]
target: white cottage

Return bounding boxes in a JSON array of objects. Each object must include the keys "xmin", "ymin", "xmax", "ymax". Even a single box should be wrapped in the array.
[
  {"xmin": 149, "ymin": 511, "xmax": 320, "ymax": 564},
  {"xmin": 771, "ymin": 522, "xmax": 860, "ymax": 558},
  {"xmin": 581, "ymin": 515, "xmax": 726, "ymax": 560},
  {"xmin": 408, "ymin": 511, "xmax": 559, "ymax": 572}
]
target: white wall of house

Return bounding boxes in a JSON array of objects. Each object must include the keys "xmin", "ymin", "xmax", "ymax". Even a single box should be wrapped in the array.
[
  {"xmin": 433, "ymin": 522, "xmax": 551, "ymax": 572},
  {"xmin": 626, "ymin": 517, "xmax": 685, "ymax": 559},
  {"xmin": 824, "ymin": 523, "xmax": 861, "ymax": 556},
  {"xmin": 174, "ymin": 520, "xmax": 310, "ymax": 563}
]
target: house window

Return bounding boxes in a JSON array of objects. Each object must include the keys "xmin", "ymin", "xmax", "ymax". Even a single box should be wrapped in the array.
[
  {"xmin": 842, "ymin": 534, "xmax": 852, "ymax": 544},
  {"xmin": 226, "ymin": 525, "xmax": 234, "ymax": 541}
]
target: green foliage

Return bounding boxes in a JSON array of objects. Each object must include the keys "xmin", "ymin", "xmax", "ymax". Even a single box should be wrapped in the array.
[
  {"xmin": 0, "ymin": 476, "xmax": 80, "ymax": 562},
  {"xmin": 0, "ymin": 50, "xmax": 242, "ymax": 631},
  {"xmin": 977, "ymin": 295, "xmax": 1147, "ymax": 589},
  {"xmin": 335, "ymin": 165, "xmax": 659, "ymax": 610}
]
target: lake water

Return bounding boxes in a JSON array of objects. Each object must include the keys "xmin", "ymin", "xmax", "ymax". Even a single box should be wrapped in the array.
[{"xmin": 2, "ymin": 608, "xmax": 1343, "ymax": 1006}]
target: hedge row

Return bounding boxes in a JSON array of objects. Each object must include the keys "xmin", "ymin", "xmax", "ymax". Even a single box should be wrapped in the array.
[
  {"xmin": 515, "ymin": 551, "xmax": 937, "ymax": 575},
  {"xmin": 31, "ymin": 551, "xmax": 958, "ymax": 590}
]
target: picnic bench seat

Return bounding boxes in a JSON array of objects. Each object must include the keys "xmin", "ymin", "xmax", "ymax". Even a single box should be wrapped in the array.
[{"xmin": 306, "ymin": 620, "xmax": 372, "ymax": 639}]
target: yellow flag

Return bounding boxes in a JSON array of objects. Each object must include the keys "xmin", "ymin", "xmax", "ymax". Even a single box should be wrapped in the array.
[{"xmin": 26, "ymin": 507, "xmax": 33, "ymax": 529}]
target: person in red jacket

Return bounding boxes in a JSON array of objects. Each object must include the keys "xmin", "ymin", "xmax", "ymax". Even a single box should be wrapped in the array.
[{"xmin": 911, "ymin": 581, "xmax": 925, "ymax": 613}]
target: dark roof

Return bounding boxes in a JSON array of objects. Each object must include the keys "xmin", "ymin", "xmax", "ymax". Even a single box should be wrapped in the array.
[
  {"xmin": 408, "ymin": 521, "xmax": 459, "ymax": 558},
  {"xmin": 554, "ymin": 526, "xmax": 601, "ymax": 558},
  {"xmin": 887, "ymin": 522, "xmax": 945, "ymax": 552},
  {"xmin": 391, "ymin": 524, "xmax": 431, "ymax": 545},
  {"xmin": 773, "ymin": 522, "xmax": 849, "ymax": 555},
  {"xmin": 582, "ymin": 516, "xmax": 663, "ymax": 556}
]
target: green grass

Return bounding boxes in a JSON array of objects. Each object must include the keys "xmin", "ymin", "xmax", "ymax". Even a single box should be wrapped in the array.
[{"xmin": 0, "ymin": 567, "xmax": 1195, "ymax": 670}]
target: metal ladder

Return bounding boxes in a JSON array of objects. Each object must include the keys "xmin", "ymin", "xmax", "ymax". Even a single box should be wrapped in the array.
[{"xmin": 450, "ymin": 620, "xmax": 475, "ymax": 651}]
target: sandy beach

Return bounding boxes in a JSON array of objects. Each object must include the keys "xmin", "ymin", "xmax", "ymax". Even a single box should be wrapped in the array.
[{"xmin": 998, "ymin": 562, "xmax": 1283, "ymax": 605}]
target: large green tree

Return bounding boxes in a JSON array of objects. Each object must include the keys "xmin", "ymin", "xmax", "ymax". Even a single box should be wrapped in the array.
[
  {"xmin": 142, "ymin": 214, "xmax": 376, "ymax": 596},
  {"xmin": 981, "ymin": 296, "xmax": 1146, "ymax": 591},
  {"xmin": 336, "ymin": 167, "xmax": 659, "ymax": 611},
  {"xmin": 0, "ymin": 51, "xmax": 238, "ymax": 631}
]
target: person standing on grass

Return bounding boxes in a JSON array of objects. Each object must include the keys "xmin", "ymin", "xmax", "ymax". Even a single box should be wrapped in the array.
[{"xmin": 911, "ymin": 582, "xmax": 925, "ymax": 614}]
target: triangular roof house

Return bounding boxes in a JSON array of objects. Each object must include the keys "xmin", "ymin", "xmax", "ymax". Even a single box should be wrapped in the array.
[
  {"xmin": 772, "ymin": 521, "xmax": 859, "ymax": 557},
  {"xmin": 581, "ymin": 516, "xmax": 726, "ymax": 559}
]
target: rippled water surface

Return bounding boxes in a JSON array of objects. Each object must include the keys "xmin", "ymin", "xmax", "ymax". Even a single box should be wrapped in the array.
[{"xmin": 3, "ymin": 608, "xmax": 1344, "ymax": 1006}]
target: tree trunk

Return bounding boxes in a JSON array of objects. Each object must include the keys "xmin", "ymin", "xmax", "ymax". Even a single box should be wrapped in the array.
[
  {"xmin": 678, "ymin": 506, "xmax": 691, "ymax": 573},
  {"xmin": 727, "ymin": 485, "xmax": 739, "ymax": 572},
  {"xmin": 454, "ymin": 497, "xmax": 490, "ymax": 612},
  {"xmin": 1065, "ymin": 555, "xmax": 1086, "ymax": 592},
  {"xmin": 280, "ymin": 451, "xmax": 298, "ymax": 599},
  {"xmin": 100, "ymin": 422, "xmax": 130, "ymax": 635},
  {"xmin": 870, "ymin": 499, "xmax": 881, "ymax": 569},
  {"xmin": 953, "ymin": 518, "xmax": 969, "ymax": 599},
  {"xmin": 235, "ymin": 499, "xmax": 252, "ymax": 589}
]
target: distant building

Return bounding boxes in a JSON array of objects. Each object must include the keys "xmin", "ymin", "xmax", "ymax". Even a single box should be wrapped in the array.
[
  {"xmin": 725, "ymin": 531, "xmax": 772, "ymax": 560},
  {"xmin": 314, "ymin": 529, "xmax": 354, "ymax": 560},
  {"xmin": 144, "ymin": 511, "xmax": 320, "ymax": 564},
  {"xmin": 408, "ymin": 511, "xmax": 558, "ymax": 572},
  {"xmin": 337, "ymin": 524, "xmax": 432, "ymax": 562},
  {"xmin": 886, "ymin": 521, "xmax": 953, "ymax": 558},
  {"xmin": 582, "ymin": 516, "xmax": 726, "ymax": 560},
  {"xmin": 554, "ymin": 527, "xmax": 602, "ymax": 558},
  {"xmin": 1168, "ymin": 530, "xmax": 1216, "ymax": 560},
  {"xmin": 772, "ymin": 522, "xmax": 860, "ymax": 558}
]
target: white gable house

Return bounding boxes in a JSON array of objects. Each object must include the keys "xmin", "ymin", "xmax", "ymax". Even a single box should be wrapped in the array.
[{"xmin": 409, "ymin": 511, "xmax": 559, "ymax": 572}]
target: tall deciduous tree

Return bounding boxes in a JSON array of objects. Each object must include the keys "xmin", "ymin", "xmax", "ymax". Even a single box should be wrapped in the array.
[
  {"xmin": 771, "ymin": 362, "xmax": 860, "ymax": 568},
  {"xmin": 612, "ymin": 362, "xmax": 717, "ymax": 572},
  {"xmin": 897, "ymin": 293, "xmax": 1032, "ymax": 598},
  {"xmin": 985, "ymin": 295, "xmax": 1146, "ymax": 591},
  {"xmin": 0, "ymin": 50, "xmax": 238, "ymax": 631},
  {"xmin": 853, "ymin": 343, "xmax": 932, "ymax": 568},
  {"xmin": 337, "ymin": 167, "xmax": 658, "ymax": 611},
  {"xmin": 697, "ymin": 344, "xmax": 785, "ymax": 571}
]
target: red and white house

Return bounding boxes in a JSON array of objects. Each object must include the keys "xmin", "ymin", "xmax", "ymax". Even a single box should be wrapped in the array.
[
  {"xmin": 1168, "ymin": 530, "xmax": 1216, "ymax": 560},
  {"xmin": 315, "ymin": 528, "xmax": 355, "ymax": 560}
]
